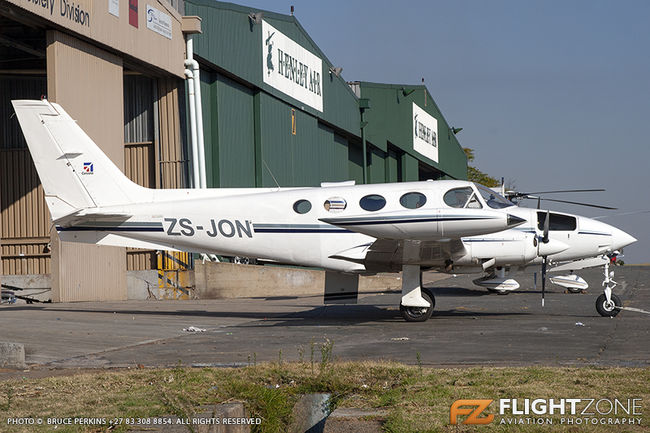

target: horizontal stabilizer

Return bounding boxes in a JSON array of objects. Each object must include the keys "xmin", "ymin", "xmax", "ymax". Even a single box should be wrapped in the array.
[{"xmin": 58, "ymin": 230, "xmax": 182, "ymax": 252}]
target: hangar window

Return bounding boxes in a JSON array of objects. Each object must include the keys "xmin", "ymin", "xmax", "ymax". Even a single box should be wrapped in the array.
[
  {"xmin": 293, "ymin": 199, "xmax": 312, "ymax": 214},
  {"xmin": 400, "ymin": 192, "xmax": 427, "ymax": 209},
  {"xmin": 360, "ymin": 194, "xmax": 386, "ymax": 212},
  {"xmin": 537, "ymin": 212, "xmax": 577, "ymax": 231},
  {"xmin": 443, "ymin": 187, "xmax": 482, "ymax": 209},
  {"xmin": 324, "ymin": 197, "xmax": 347, "ymax": 212}
]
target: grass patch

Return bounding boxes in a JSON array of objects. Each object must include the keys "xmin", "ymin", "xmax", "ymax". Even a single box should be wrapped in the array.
[{"xmin": 0, "ymin": 363, "xmax": 647, "ymax": 432}]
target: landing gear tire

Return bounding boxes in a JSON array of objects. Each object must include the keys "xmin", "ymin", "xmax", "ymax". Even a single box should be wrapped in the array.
[
  {"xmin": 596, "ymin": 293, "xmax": 621, "ymax": 317},
  {"xmin": 400, "ymin": 289, "xmax": 434, "ymax": 322},
  {"xmin": 487, "ymin": 288, "xmax": 509, "ymax": 295},
  {"xmin": 567, "ymin": 287, "xmax": 584, "ymax": 294}
]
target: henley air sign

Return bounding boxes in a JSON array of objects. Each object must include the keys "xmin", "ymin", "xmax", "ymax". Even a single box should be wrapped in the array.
[
  {"xmin": 412, "ymin": 102, "xmax": 438, "ymax": 163},
  {"xmin": 262, "ymin": 20, "xmax": 323, "ymax": 112}
]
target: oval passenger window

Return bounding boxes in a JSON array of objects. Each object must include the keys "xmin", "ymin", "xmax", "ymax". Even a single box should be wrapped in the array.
[
  {"xmin": 400, "ymin": 192, "xmax": 427, "ymax": 209},
  {"xmin": 359, "ymin": 194, "xmax": 386, "ymax": 212},
  {"xmin": 443, "ymin": 187, "xmax": 473, "ymax": 208},
  {"xmin": 293, "ymin": 199, "xmax": 312, "ymax": 214}
]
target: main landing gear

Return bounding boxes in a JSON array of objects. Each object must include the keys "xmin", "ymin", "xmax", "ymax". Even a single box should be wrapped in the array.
[
  {"xmin": 399, "ymin": 265, "xmax": 435, "ymax": 322},
  {"xmin": 596, "ymin": 258, "xmax": 622, "ymax": 317}
]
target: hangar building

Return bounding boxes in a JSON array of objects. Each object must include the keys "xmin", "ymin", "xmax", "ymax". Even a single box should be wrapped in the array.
[{"xmin": 0, "ymin": 0, "xmax": 467, "ymax": 302}]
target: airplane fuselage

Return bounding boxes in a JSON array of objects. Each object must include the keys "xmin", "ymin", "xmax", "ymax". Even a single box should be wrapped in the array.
[{"xmin": 57, "ymin": 181, "xmax": 634, "ymax": 274}]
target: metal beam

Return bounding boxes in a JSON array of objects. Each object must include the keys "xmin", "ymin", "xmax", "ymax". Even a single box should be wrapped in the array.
[{"xmin": 0, "ymin": 34, "xmax": 44, "ymax": 58}]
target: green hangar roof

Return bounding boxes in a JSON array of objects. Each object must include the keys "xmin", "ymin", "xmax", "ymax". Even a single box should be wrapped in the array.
[
  {"xmin": 350, "ymin": 82, "xmax": 468, "ymax": 180},
  {"xmin": 185, "ymin": 0, "xmax": 361, "ymax": 136},
  {"xmin": 184, "ymin": 1, "xmax": 467, "ymax": 185}
]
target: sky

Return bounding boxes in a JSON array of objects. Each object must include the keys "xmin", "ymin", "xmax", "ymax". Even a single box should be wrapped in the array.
[{"xmin": 237, "ymin": 0, "xmax": 649, "ymax": 263}]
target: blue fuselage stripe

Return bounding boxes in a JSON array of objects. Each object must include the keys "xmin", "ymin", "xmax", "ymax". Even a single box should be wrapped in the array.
[
  {"xmin": 253, "ymin": 228, "xmax": 352, "ymax": 233},
  {"xmin": 57, "ymin": 226, "xmax": 164, "ymax": 232},
  {"xmin": 329, "ymin": 216, "xmax": 494, "ymax": 226}
]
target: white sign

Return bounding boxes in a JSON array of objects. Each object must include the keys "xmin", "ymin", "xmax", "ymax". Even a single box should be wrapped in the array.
[
  {"xmin": 412, "ymin": 102, "xmax": 438, "ymax": 163},
  {"xmin": 146, "ymin": 4, "xmax": 172, "ymax": 40},
  {"xmin": 108, "ymin": 0, "xmax": 119, "ymax": 17},
  {"xmin": 262, "ymin": 20, "xmax": 323, "ymax": 112}
]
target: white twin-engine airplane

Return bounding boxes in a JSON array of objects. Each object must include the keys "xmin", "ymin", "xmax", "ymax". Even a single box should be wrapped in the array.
[{"xmin": 13, "ymin": 100, "xmax": 637, "ymax": 322}]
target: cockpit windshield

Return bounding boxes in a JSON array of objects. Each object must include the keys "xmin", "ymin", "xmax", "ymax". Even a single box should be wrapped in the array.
[{"xmin": 475, "ymin": 184, "xmax": 514, "ymax": 209}]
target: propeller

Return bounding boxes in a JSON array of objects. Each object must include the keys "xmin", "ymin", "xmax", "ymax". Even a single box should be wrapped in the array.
[
  {"xmin": 526, "ymin": 197, "xmax": 616, "ymax": 210},
  {"xmin": 540, "ymin": 210, "xmax": 550, "ymax": 307},
  {"xmin": 507, "ymin": 188, "xmax": 605, "ymax": 198},
  {"xmin": 505, "ymin": 189, "xmax": 616, "ymax": 210}
]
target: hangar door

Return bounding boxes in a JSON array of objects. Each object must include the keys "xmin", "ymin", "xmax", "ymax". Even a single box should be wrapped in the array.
[
  {"xmin": 124, "ymin": 73, "xmax": 157, "ymax": 271},
  {"xmin": 0, "ymin": 75, "xmax": 50, "ymax": 275}
]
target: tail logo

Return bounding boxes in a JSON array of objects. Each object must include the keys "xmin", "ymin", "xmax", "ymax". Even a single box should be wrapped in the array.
[{"xmin": 82, "ymin": 162, "xmax": 94, "ymax": 175}]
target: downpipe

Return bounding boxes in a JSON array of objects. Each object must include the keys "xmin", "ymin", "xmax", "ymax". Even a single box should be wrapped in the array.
[
  {"xmin": 184, "ymin": 37, "xmax": 206, "ymax": 189},
  {"xmin": 184, "ymin": 67, "xmax": 200, "ymax": 189}
]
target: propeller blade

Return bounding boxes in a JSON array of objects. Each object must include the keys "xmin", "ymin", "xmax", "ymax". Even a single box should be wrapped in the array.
[
  {"xmin": 592, "ymin": 210, "xmax": 650, "ymax": 220},
  {"xmin": 538, "ymin": 198, "xmax": 617, "ymax": 210},
  {"xmin": 515, "ymin": 189, "xmax": 605, "ymax": 196},
  {"xmin": 542, "ymin": 210, "xmax": 550, "ymax": 244},
  {"xmin": 541, "ymin": 257, "xmax": 547, "ymax": 308}
]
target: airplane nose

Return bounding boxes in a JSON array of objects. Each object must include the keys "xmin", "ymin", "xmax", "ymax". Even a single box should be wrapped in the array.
[
  {"xmin": 507, "ymin": 214, "xmax": 526, "ymax": 227},
  {"xmin": 611, "ymin": 227, "xmax": 637, "ymax": 250}
]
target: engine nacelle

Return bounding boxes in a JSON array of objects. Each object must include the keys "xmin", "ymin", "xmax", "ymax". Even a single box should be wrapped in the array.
[
  {"xmin": 472, "ymin": 275, "xmax": 520, "ymax": 292},
  {"xmin": 549, "ymin": 274, "xmax": 588, "ymax": 291}
]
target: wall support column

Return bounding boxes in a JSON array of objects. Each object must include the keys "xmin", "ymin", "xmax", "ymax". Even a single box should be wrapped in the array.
[{"xmin": 46, "ymin": 30, "xmax": 126, "ymax": 302}]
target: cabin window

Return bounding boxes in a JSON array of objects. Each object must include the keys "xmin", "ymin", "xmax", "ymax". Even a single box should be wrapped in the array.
[
  {"xmin": 324, "ymin": 197, "xmax": 347, "ymax": 212},
  {"xmin": 293, "ymin": 199, "xmax": 312, "ymax": 214},
  {"xmin": 400, "ymin": 192, "xmax": 427, "ymax": 209},
  {"xmin": 443, "ymin": 187, "xmax": 474, "ymax": 208},
  {"xmin": 476, "ymin": 184, "xmax": 514, "ymax": 209},
  {"xmin": 537, "ymin": 212, "xmax": 577, "ymax": 231},
  {"xmin": 360, "ymin": 194, "xmax": 386, "ymax": 212}
]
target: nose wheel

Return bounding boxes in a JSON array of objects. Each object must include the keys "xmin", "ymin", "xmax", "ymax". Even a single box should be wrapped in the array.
[
  {"xmin": 597, "ymin": 257, "xmax": 621, "ymax": 317},
  {"xmin": 596, "ymin": 293, "xmax": 621, "ymax": 317}
]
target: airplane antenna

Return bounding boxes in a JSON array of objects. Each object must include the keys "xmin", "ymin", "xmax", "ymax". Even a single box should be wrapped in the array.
[{"xmin": 262, "ymin": 159, "xmax": 281, "ymax": 190}]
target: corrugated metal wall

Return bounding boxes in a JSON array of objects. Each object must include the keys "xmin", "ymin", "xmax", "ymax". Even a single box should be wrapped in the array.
[
  {"xmin": 215, "ymin": 74, "xmax": 256, "ymax": 188},
  {"xmin": 367, "ymin": 146, "xmax": 387, "ymax": 184},
  {"xmin": 258, "ymin": 92, "xmax": 351, "ymax": 187},
  {"xmin": 199, "ymin": 69, "xmax": 368, "ymax": 189},
  {"xmin": 0, "ymin": 150, "xmax": 51, "ymax": 275},
  {"xmin": 158, "ymin": 78, "xmax": 188, "ymax": 189},
  {"xmin": 1, "ymin": 75, "xmax": 50, "ymax": 275}
]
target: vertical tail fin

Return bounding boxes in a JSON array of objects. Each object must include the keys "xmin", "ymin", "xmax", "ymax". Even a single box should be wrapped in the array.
[{"xmin": 12, "ymin": 100, "xmax": 147, "ymax": 220}]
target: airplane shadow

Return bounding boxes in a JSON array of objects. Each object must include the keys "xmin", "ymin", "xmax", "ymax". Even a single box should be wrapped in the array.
[
  {"xmin": 1, "ymin": 303, "xmax": 533, "ymax": 326},
  {"xmin": 426, "ymin": 286, "xmax": 490, "ymax": 297},
  {"xmin": 235, "ymin": 305, "xmax": 532, "ymax": 328}
]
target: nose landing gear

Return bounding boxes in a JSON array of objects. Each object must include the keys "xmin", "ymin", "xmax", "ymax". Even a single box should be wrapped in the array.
[{"xmin": 597, "ymin": 257, "xmax": 621, "ymax": 317}]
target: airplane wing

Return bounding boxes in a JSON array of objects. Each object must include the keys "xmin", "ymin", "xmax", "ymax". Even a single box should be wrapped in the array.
[
  {"xmin": 330, "ymin": 238, "xmax": 466, "ymax": 272},
  {"xmin": 549, "ymin": 256, "xmax": 609, "ymax": 273},
  {"xmin": 320, "ymin": 207, "xmax": 524, "ymax": 240},
  {"xmin": 53, "ymin": 210, "xmax": 132, "ymax": 227}
]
